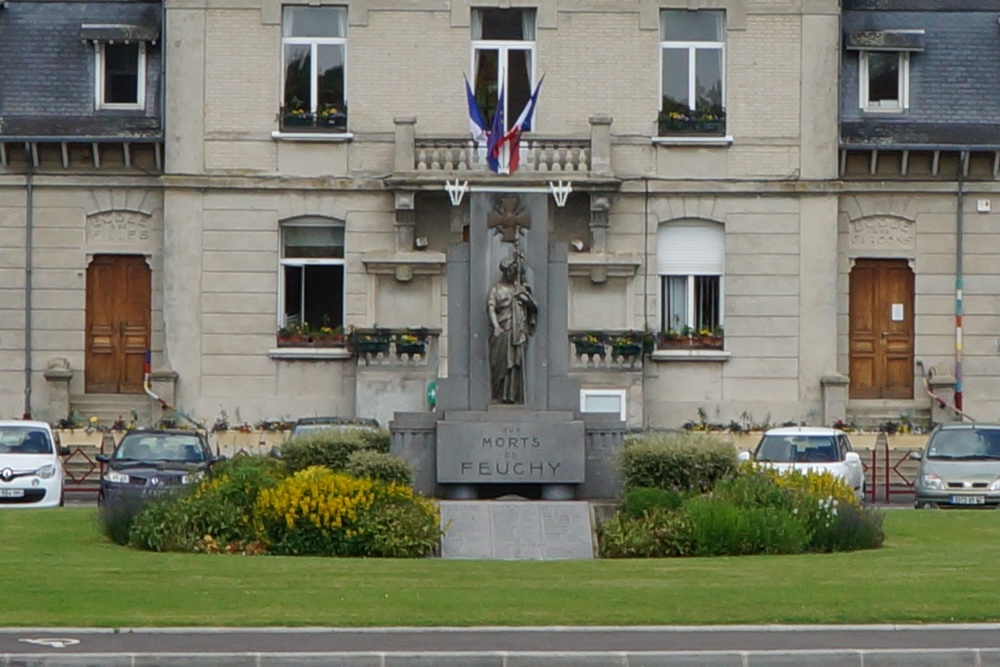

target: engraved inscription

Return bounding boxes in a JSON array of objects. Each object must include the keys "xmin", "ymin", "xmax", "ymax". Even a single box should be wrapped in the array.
[
  {"xmin": 437, "ymin": 421, "xmax": 585, "ymax": 484},
  {"xmin": 439, "ymin": 501, "xmax": 594, "ymax": 560},
  {"xmin": 87, "ymin": 211, "xmax": 151, "ymax": 244},
  {"xmin": 849, "ymin": 217, "xmax": 915, "ymax": 250}
]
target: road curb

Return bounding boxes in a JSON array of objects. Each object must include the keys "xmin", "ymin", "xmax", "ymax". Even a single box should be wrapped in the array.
[{"xmin": 1, "ymin": 649, "xmax": 995, "ymax": 667}]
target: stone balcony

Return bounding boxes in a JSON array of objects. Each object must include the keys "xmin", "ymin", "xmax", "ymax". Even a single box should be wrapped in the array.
[{"xmin": 387, "ymin": 115, "xmax": 619, "ymax": 190}]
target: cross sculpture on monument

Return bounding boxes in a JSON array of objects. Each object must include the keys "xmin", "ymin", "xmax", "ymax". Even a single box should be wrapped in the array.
[{"xmin": 486, "ymin": 196, "xmax": 538, "ymax": 405}]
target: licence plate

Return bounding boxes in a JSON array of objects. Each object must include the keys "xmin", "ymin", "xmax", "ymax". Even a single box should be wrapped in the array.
[
  {"xmin": 0, "ymin": 489, "xmax": 24, "ymax": 498},
  {"xmin": 950, "ymin": 495, "xmax": 985, "ymax": 505}
]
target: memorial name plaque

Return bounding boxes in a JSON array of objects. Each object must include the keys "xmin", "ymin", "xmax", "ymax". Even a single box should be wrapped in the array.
[
  {"xmin": 437, "ymin": 420, "xmax": 585, "ymax": 483},
  {"xmin": 439, "ymin": 500, "xmax": 594, "ymax": 559}
]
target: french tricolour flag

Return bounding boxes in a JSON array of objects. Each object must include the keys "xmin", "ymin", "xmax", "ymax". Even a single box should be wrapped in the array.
[
  {"xmin": 465, "ymin": 76, "xmax": 488, "ymax": 147},
  {"xmin": 466, "ymin": 76, "xmax": 545, "ymax": 175},
  {"xmin": 492, "ymin": 75, "xmax": 544, "ymax": 175}
]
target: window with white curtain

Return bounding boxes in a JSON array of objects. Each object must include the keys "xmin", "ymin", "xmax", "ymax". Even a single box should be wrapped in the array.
[
  {"xmin": 281, "ymin": 6, "xmax": 348, "ymax": 130},
  {"xmin": 657, "ymin": 220, "xmax": 724, "ymax": 334},
  {"xmin": 279, "ymin": 219, "xmax": 345, "ymax": 331},
  {"xmin": 471, "ymin": 8, "xmax": 536, "ymax": 131}
]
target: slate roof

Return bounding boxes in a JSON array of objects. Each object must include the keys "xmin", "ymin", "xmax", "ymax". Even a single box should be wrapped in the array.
[
  {"xmin": 0, "ymin": 0, "xmax": 162, "ymax": 140},
  {"xmin": 841, "ymin": 3, "xmax": 1000, "ymax": 148}
]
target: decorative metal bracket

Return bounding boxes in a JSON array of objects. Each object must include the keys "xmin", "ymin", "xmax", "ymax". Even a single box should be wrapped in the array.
[
  {"xmin": 445, "ymin": 179, "xmax": 469, "ymax": 207},
  {"xmin": 548, "ymin": 180, "xmax": 573, "ymax": 208},
  {"xmin": 444, "ymin": 179, "xmax": 574, "ymax": 207}
]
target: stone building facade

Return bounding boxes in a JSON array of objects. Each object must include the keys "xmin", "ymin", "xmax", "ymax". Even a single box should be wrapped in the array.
[{"xmin": 3, "ymin": 0, "xmax": 987, "ymax": 431}]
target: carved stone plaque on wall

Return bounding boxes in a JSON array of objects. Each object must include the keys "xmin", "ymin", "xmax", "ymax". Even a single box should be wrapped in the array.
[
  {"xmin": 86, "ymin": 211, "xmax": 151, "ymax": 244},
  {"xmin": 849, "ymin": 216, "xmax": 915, "ymax": 251}
]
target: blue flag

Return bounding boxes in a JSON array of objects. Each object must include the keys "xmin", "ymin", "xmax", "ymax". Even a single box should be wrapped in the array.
[{"xmin": 486, "ymin": 85, "xmax": 505, "ymax": 174}]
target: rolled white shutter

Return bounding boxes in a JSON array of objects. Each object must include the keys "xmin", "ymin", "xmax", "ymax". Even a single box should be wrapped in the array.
[{"xmin": 656, "ymin": 221, "xmax": 724, "ymax": 275}]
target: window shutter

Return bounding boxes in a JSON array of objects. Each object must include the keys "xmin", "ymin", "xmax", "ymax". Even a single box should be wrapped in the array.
[{"xmin": 657, "ymin": 221, "xmax": 724, "ymax": 275}]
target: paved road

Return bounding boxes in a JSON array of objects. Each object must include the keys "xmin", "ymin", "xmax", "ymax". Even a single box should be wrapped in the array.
[{"xmin": 3, "ymin": 625, "xmax": 1000, "ymax": 666}]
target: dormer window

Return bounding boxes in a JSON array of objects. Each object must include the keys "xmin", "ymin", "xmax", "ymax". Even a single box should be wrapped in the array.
[
  {"xmin": 860, "ymin": 51, "xmax": 907, "ymax": 112},
  {"xmin": 846, "ymin": 29, "xmax": 924, "ymax": 114},
  {"xmin": 82, "ymin": 24, "xmax": 158, "ymax": 111},
  {"xmin": 97, "ymin": 42, "xmax": 146, "ymax": 109}
]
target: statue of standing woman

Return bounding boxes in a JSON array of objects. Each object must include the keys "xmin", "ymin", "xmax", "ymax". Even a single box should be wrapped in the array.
[{"xmin": 487, "ymin": 254, "xmax": 538, "ymax": 404}]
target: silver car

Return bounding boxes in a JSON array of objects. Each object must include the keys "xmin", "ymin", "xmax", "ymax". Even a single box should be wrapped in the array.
[{"xmin": 912, "ymin": 423, "xmax": 1000, "ymax": 509}]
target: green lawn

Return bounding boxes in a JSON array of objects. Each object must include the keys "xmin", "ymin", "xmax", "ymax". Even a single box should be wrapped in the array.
[{"xmin": 1, "ymin": 508, "xmax": 997, "ymax": 627}]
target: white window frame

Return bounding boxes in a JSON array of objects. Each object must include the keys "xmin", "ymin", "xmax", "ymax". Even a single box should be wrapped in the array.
[
  {"xmin": 659, "ymin": 11, "xmax": 726, "ymax": 114},
  {"xmin": 580, "ymin": 389, "xmax": 627, "ymax": 422},
  {"xmin": 470, "ymin": 9, "xmax": 537, "ymax": 132},
  {"xmin": 277, "ymin": 219, "xmax": 346, "ymax": 331},
  {"xmin": 95, "ymin": 41, "xmax": 146, "ymax": 110},
  {"xmin": 280, "ymin": 8, "xmax": 348, "ymax": 121},
  {"xmin": 859, "ymin": 50, "xmax": 909, "ymax": 113},
  {"xmin": 656, "ymin": 221, "xmax": 725, "ymax": 334}
]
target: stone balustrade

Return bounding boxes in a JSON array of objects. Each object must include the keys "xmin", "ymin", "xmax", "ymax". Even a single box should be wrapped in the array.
[
  {"xmin": 413, "ymin": 138, "xmax": 591, "ymax": 173},
  {"xmin": 392, "ymin": 115, "xmax": 613, "ymax": 178}
]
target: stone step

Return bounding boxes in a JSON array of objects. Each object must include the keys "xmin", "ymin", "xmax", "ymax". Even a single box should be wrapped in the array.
[
  {"xmin": 70, "ymin": 394, "xmax": 153, "ymax": 428},
  {"xmin": 847, "ymin": 400, "xmax": 932, "ymax": 431}
]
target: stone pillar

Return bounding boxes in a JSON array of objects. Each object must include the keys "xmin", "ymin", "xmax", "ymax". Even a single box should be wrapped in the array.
[
  {"xmin": 589, "ymin": 115, "xmax": 613, "ymax": 177},
  {"xmin": 388, "ymin": 411, "xmax": 438, "ymax": 497},
  {"xmin": 394, "ymin": 117, "xmax": 416, "ymax": 173},
  {"xmin": 589, "ymin": 194, "xmax": 610, "ymax": 254},
  {"xmin": 821, "ymin": 373, "xmax": 849, "ymax": 426},
  {"xmin": 394, "ymin": 191, "xmax": 416, "ymax": 252},
  {"xmin": 928, "ymin": 373, "xmax": 958, "ymax": 425},
  {"xmin": 43, "ymin": 358, "xmax": 73, "ymax": 422}
]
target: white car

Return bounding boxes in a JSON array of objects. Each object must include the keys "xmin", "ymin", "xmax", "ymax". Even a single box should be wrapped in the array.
[
  {"xmin": 738, "ymin": 426, "xmax": 866, "ymax": 500},
  {"xmin": 0, "ymin": 420, "xmax": 69, "ymax": 508}
]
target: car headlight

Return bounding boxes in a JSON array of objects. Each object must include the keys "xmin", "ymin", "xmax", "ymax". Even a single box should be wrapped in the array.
[
  {"xmin": 919, "ymin": 473, "xmax": 943, "ymax": 490},
  {"xmin": 106, "ymin": 470, "xmax": 130, "ymax": 484},
  {"xmin": 36, "ymin": 464, "xmax": 56, "ymax": 479},
  {"xmin": 181, "ymin": 471, "xmax": 205, "ymax": 485},
  {"xmin": 990, "ymin": 477, "xmax": 1000, "ymax": 492}
]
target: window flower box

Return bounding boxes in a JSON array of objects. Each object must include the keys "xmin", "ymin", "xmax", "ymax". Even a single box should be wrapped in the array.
[
  {"xmin": 277, "ymin": 324, "xmax": 345, "ymax": 347},
  {"xmin": 279, "ymin": 104, "xmax": 349, "ymax": 133},
  {"xmin": 657, "ymin": 105, "xmax": 726, "ymax": 137},
  {"xmin": 394, "ymin": 329, "xmax": 429, "ymax": 356},
  {"xmin": 656, "ymin": 327, "xmax": 725, "ymax": 351},
  {"xmin": 611, "ymin": 343, "xmax": 643, "ymax": 358},
  {"xmin": 282, "ymin": 111, "xmax": 314, "ymax": 128},
  {"xmin": 571, "ymin": 332, "xmax": 608, "ymax": 357},
  {"xmin": 348, "ymin": 327, "xmax": 392, "ymax": 356}
]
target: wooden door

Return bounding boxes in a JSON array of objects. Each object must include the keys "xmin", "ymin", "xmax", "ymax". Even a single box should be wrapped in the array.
[
  {"xmin": 849, "ymin": 259, "xmax": 914, "ymax": 399},
  {"xmin": 85, "ymin": 255, "xmax": 151, "ymax": 393}
]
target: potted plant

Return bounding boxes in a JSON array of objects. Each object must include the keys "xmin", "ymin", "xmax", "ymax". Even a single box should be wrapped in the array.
[
  {"xmin": 570, "ymin": 332, "xmax": 607, "ymax": 357},
  {"xmin": 348, "ymin": 327, "xmax": 391, "ymax": 356},
  {"xmin": 318, "ymin": 103, "xmax": 348, "ymax": 131},
  {"xmin": 394, "ymin": 328, "xmax": 428, "ymax": 356},
  {"xmin": 610, "ymin": 332, "xmax": 643, "ymax": 358},
  {"xmin": 281, "ymin": 97, "xmax": 314, "ymax": 129},
  {"xmin": 696, "ymin": 325, "xmax": 725, "ymax": 349},
  {"xmin": 659, "ymin": 329, "xmax": 689, "ymax": 349},
  {"xmin": 277, "ymin": 322, "xmax": 312, "ymax": 347},
  {"xmin": 693, "ymin": 104, "xmax": 726, "ymax": 134}
]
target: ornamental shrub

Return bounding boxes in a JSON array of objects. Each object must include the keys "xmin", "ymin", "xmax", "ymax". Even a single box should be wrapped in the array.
[
  {"xmin": 684, "ymin": 496, "xmax": 810, "ymax": 556},
  {"xmin": 598, "ymin": 508, "xmax": 694, "ymax": 558},
  {"xmin": 345, "ymin": 449, "xmax": 413, "ymax": 486},
  {"xmin": 280, "ymin": 430, "xmax": 387, "ymax": 474},
  {"xmin": 623, "ymin": 487, "xmax": 685, "ymax": 518},
  {"xmin": 254, "ymin": 466, "xmax": 440, "ymax": 557},
  {"xmin": 128, "ymin": 455, "xmax": 285, "ymax": 552},
  {"xmin": 97, "ymin": 493, "xmax": 147, "ymax": 546},
  {"xmin": 620, "ymin": 432, "xmax": 736, "ymax": 493}
]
